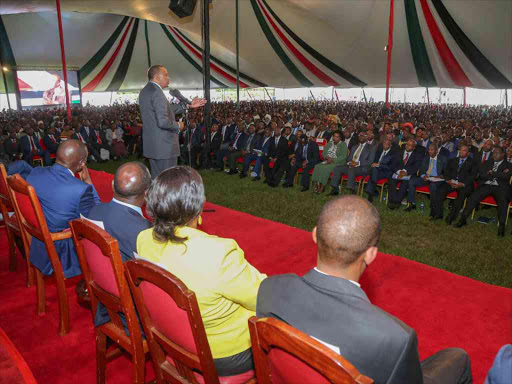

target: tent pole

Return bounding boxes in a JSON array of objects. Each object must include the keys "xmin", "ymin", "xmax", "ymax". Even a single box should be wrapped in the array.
[
  {"xmin": 264, "ymin": 87, "xmax": 273, "ymax": 103},
  {"xmin": 310, "ymin": 90, "xmax": 315, "ymax": 101},
  {"xmin": 505, "ymin": 89, "xmax": 508, "ymax": 108},
  {"xmin": 0, "ymin": 65, "xmax": 11, "ymax": 110},
  {"xmin": 385, "ymin": 0, "xmax": 395, "ymax": 109},
  {"xmin": 56, "ymin": 0, "xmax": 72, "ymax": 122},
  {"xmin": 202, "ymin": 0, "xmax": 212, "ymax": 156},
  {"xmin": 463, "ymin": 87, "xmax": 466, "ymax": 107},
  {"xmin": 236, "ymin": 0, "xmax": 240, "ymax": 108},
  {"xmin": 362, "ymin": 88, "xmax": 368, "ymax": 103},
  {"xmin": 426, "ymin": 87, "xmax": 430, "ymax": 104},
  {"xmin": 335, "ymin": 90, "xmax": 339, "ymax": 101}
]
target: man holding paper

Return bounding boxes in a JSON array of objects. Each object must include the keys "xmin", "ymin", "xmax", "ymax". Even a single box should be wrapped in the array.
[{"xmin": 407, "ymin": 143, "xmax": 448, "ymax": 217}]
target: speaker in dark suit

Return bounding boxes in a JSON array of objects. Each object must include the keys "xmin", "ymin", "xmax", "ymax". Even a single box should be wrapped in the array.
[
  {"xmin": 435, "ymin": 147, "xmax": 477, "ymax": 223},
  {"xmin": 456, "ymin": 147, "xmax": 512, "ymax": 236},
  {"xmin": 87, "ymin": 161, "xmax": 152, "ymax": 326},
  {"xmin": 257, "ymin": 196, "xmax": 472, "ymax": 384},
  {"xmin": 139, "ymin": 65, "xmax": 205, "ymax": 178}
]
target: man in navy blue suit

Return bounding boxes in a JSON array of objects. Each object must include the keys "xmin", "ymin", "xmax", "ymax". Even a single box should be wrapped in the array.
[
  {"xmin": 283, "ymin": 134, "xmax": 320, "ymax": 192},
  {"xmin": 20, "ymin": 127, "xmax": 50, "ymax": 166},
  {"xmin": 87, "ymin": 161, "xmax": 152, "ymax": 326},
  {"xmin": 365, "ymin": 139, "xmax": 396, "ymax": 202},
  {"xmin": 27, "ymin": 140, "xmax": 101, "ymax": 278},
  {"xmin": 240, "ymin": 127, "xmax": 272, "ymax": 180}
]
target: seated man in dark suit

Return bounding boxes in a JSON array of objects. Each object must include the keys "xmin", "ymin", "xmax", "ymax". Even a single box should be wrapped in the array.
[
  {"xmin": 365, "ymin": 138, "xmax": 396, "ymax": 202},
  {"xmin": 387, "ymin": 139, "xmax": 424, "ymax": 210},
  {"xmin": 264, "ymin": 124, "xmax": 289, "ymax": 187},
  {"xmin": 283, "ymin": 134, "xmax": 320, "ymax": 192},
  {"xmin": 407, "ymin": 143, "xmax": 448, "ymax": 215},
  {"xmin": 89, "ymin": 122, "xmax": 111, "ymax": 161},
  {"xmin": 227, "ymin": 123, "xmax": 256, "ymax": 175},
  {"xmin": 435, "ymin": 145, "xmax": 477, "ymax": 224},
  {"xmin": 329, "ymin": 131, "xmax": 376, "ymax": 195},
  {"xmin": 20, "ymin": 127, "xmax": 50, "ymax": 166},
  {"xmin": 43, "ymin": 125, "xmax": 60, "ymax": 155},
  {"xmin": 257, "ymin": 195, "xmax": 472, "ymax": 384},
  {"xmin": 199, "ymin": 122, "xmax": 222, "ymax": 168},
  {"xmin": 87, "ymin": 161, "xmax": 152, "ymax": 326},
  {"xmin": 455, "ymin": 147, "xmax": 512, "ymax": 237},
  {"xmin": 27, "ymin": 140, "xmax": 101, "ymax": 278},
  {"xmin": 242, "ymin": 127, "xmax": 272, "ymax": 181},
  {"xmin": 180, "ymin": 120, "xmax": 203, "ymax": 168},
  {"xmin": 215, "ymin": 124, "xmax": 247, "ymax": 172},
  {"xmin": 4, "ymin": 129, "xmax": 22, "ymax": 161}
]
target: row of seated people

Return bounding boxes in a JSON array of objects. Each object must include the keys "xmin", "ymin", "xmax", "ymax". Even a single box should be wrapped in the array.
[
  {"xmin": 4, "ymin": 139, "xmax": 511, "ymax": 383},
  {"xmin": 0, "ymin": 117, "xmax": 140, "ymax": 167},
  {"xmin": 194, "ymin": 117, "xmax": 512, "ymax": 237},
  {"xmin": 15, "ymin": 142, "xmax": 471, "ymax": 383}
]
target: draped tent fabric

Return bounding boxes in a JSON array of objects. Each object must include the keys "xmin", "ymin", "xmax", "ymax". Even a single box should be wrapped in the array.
[{"xmin": 0, "ymin": 0, "xmax": 510, "ymax": 92}]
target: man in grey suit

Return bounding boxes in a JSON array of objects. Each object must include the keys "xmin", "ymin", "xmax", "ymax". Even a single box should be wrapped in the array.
[
  {"xmin": 139, "ymin": 65, "xmax": 205, "ymax": 178},
  {"xmin": 257, "ymin": 196, "xmax": 472, "ymax": 384},
  {"xmin": 329, "ymin": 131, "xmax": 376, "ymax": 195}
]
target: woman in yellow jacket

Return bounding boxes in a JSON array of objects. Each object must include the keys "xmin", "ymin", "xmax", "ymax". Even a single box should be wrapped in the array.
[{"xmin": 137, "ymin": 166, "xmax": 266, "ymax": 377}]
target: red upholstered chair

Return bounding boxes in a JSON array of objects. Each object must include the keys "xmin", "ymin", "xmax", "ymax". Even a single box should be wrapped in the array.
[
  {"xmin": 7, "ymin": 174, "xmax": 72, "ymax": 335},
  {"xmin": 248, "ymin": 317, "xmax": 373, "ymax": 384},
  {"xmin": 340, "ymin": 174, "xmax": 365, "ymax": 195},
  {"xmin": 39, "ymin": 138, "xmax": 56, "ymax": 161},
  {"xmin": 361, "ymin": 176, "xmax": 388, "ymax": 202},
  {"xmin": 70, "ymin": 218, "xmax": 148, "ymax": 384},
  {"xmin": 124, "ymin": 259, "xmax": 256, "ymax": 384},
  {"xmin": 0, "ymin": 164, "xmax": 24, "ymax": 275}
]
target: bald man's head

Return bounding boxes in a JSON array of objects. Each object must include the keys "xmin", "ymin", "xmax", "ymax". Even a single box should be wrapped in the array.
[
  {"xmin": 113, "ymin": 162, "xmax": 151, "ymax": 203},
  {"xmin": 56, "ymin": 139, "xmax": 88, "ymax": 172},
  {"xmin": 316, "ymin": 196, "xmax": 381, "ymax": 267}
]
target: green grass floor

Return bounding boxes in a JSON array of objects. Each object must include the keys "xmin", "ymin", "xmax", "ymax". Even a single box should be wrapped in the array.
[{"xmin": 90, "ymin": 156, "xmax": 512, "ymax": 288}]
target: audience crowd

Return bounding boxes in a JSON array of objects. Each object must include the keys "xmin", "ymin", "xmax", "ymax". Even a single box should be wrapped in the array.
[
  {"xmin": 4, "ymin": 99, "xmax": 510, "ymax": 235},
  {"xmin": 1, "ymin": 99, "xmax": 511, "ymax": 383}
]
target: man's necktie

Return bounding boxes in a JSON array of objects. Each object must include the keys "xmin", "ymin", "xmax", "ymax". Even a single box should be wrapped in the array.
[
  {"xmin": 458, "ymin": 158, "xmax": 465, "ymax": 170},
  {"xmin": 353, "ymin": 145, "xmax": 363, "ymax": 162},
  {"xmin": 379, "ymin": 150, "xmax": 387, "ymax": 163},
  {"xmin": 427, "ymin": 158, "xmax": 434, "ymax": 177},
  {"xmin": 482, "ymin": 152, "xmax": 487, "ymax": 164},
  {"xmin": 492, "ymin": 162, "xmax": 499, "ymax": 172},
  {"xmin": 303, "ymin": 145, "xmax": 307, "ymax": 159},
  {"xmin": 50, "ymin": 135, "xmax": 56, "ymax": 144},
  {"xmin": 245, "ymin": 136, "xmax": 253, "ymax": 151},
  {"xmin": 30, "ymin": 136, "xmax": 36, "ymax": 151},
  {"xmin": 403, "ymin": 152, "xmax": 410, "ymax": 165},
  {"xmin": 96, "ymin": 132, "xmax": 102, "ymax": 145}
]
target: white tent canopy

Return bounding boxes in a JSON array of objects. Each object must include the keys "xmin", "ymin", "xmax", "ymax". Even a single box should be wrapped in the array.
[{"xmin": 0, "ymin": 0, "xmax": 511, "ymax": 92}]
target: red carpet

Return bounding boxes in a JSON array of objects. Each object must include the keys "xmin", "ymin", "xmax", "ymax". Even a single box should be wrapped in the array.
[{"xmin": 0, "ymin": 170, "xmax": 510, "ymax": 383}]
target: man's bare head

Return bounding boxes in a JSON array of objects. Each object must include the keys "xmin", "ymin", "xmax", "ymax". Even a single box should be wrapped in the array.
[
  {"xmin": 113, "ymin": 162, "xmax": 151, "ymax": 207},
  {"xmin": 315, "ymin": 196, "xmax": 381, "ymax": 269},
  {"xmin": 56, "ymin": 139, "xmax": 88, "ymax": 173}
]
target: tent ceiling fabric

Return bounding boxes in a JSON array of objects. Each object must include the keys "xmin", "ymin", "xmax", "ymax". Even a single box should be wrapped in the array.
[{"xmin": 0, "ymin": 0, "xmax": 510, "ymax": 92}]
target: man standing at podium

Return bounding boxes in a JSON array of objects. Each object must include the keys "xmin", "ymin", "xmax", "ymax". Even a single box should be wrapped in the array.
[{"xmin": 139, "ymin": 65, "xmax": 206, "ymax": 178}]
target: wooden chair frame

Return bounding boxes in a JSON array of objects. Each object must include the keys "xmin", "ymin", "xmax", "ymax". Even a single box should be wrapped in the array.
[
  {"xmin": 125, "ymin": 259, "xmax": 254, "ymax": 384},
  {"xmin": 7, "ymin": 174, "xmax": 72, "ymax": 335},
  {"xmin": 361, "ymin": 177, "xmax": 388, "ymax": 202},
  {"xmin": 70, "ymin": 218, "xmax": 148, "ymax": 384},
  {"xmin": 0, "ymin": 163, "xmax": 32, "ymax": 281},
  {"xmin": 248, "ymin": 317, "xmax": 373, "ymax": 384}
]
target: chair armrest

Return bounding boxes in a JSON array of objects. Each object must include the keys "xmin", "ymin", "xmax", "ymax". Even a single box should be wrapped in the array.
[{"xmin": 51, "ymin": 228, "xmax": 72, "ymax": 241}]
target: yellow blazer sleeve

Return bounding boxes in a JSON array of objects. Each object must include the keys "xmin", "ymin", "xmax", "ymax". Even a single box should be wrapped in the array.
[{"xmin": 216, "ymin": 240, "xmax": 267, "ymax": 311}]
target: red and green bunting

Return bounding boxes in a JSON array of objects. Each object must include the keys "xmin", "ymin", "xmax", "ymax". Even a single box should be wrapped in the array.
[
  {"xmin": 81, "ymin": 17, "xmax": 138, "ymax": 92},
  {"xmin": 250, "ymin": 0, "xmax": 366, "ymax": 88},
  {"xmin": 405, "ymin": 0, "xmax": 512, "ymax": 89}
]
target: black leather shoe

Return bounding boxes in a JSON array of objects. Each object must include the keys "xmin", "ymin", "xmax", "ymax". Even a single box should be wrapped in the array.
[
  {"xmin": 328, "ymin": 189, "xmax": 339, "ymax": 196},
  {"xmin": 227, "ymin": 169, "xmax": 238, "ymax": 175},
  {"xmin": 282, "ymin": 183, "xmax": 292, "ymax": 188},
  {"xmin": 430, "ymin": 215, "xmax": 442, "ymax": 221},
  {"xmin": 455, "ymin": 219, "xmax": 467, "ymax": 228},
  {"xmin": 387, "ymin": 203, "xmax": 398, "ymax": 210},
  {"xmin": 300, "ymin": 187, "xmax": 309, "ymax": 192},
  {"xmin": 239, "ymin": 173, "xmax": 247, "ymax": 179},
  {"xmin": 404, "ymin": 204, "xmax": 416, "ymax": 212},
  {"xmin": 498, "ymin": 224, "xmax": 505, "ymax": 237}
]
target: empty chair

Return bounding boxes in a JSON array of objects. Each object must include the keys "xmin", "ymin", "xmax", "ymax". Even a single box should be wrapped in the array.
[
  {"xmin": 248, "ymin": 317, "xmax": 373, "ymax": 384},
  {"xmin": 125, "ymin": 259, "xmax": 255, "ymax": 384},
  {"xmin": 70, "ymin": 218, "xmax": 148, "ymax": 384}
]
